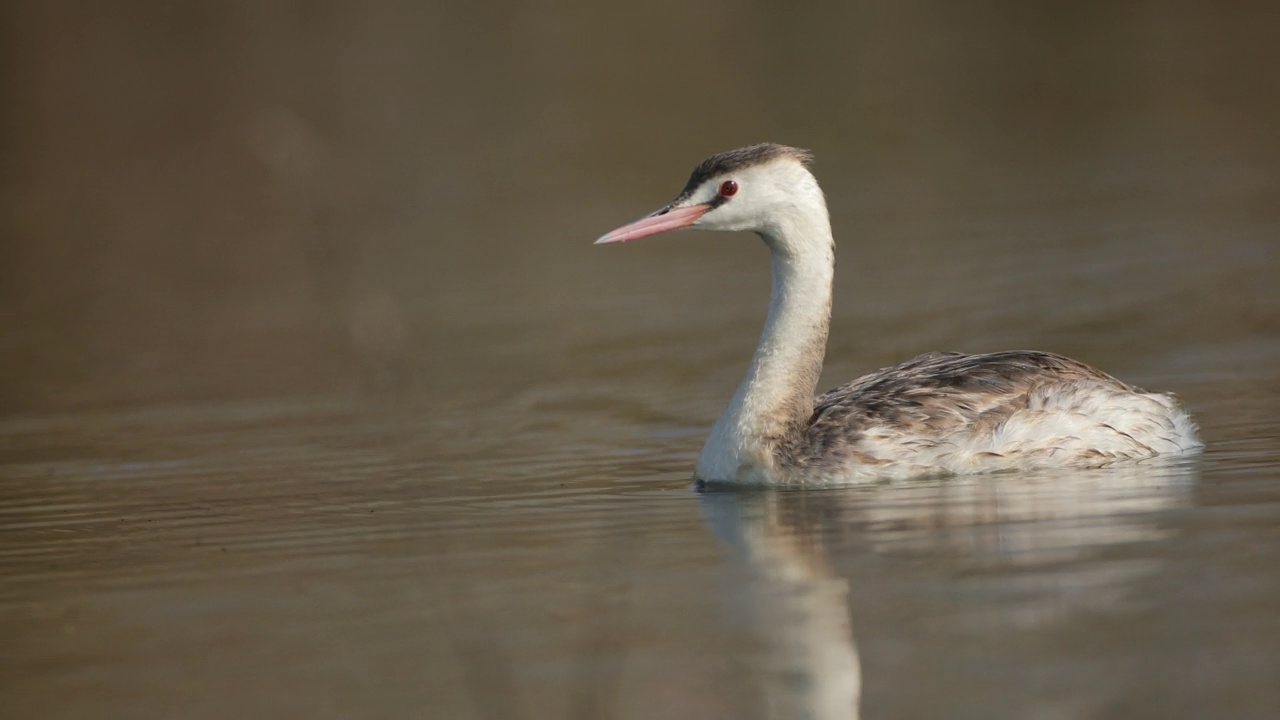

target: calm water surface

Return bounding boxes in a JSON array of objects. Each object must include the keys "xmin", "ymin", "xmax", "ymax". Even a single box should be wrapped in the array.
[
  {"xmin": 4, "ymin": 3, "xmax": 1280, "ymax": 719},
  {"xmin": 5, "ymin": 211, "xmax": 1279, "ymax": 717}
]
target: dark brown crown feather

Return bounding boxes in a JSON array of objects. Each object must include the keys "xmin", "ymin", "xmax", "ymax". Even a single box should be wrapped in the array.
[{"xmin": 677, "ymin": 143, "xmax": 813, "ymax": 198}]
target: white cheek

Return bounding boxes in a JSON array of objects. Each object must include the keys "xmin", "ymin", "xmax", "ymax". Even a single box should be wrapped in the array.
[{"xmin": 707, "ymin": 204, "xmax": 756, "ymax": 232}]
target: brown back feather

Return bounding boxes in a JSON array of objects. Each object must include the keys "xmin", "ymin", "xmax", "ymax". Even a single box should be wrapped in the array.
[{"xmin": 781, "ymin": 350, "xmax": 1138, "ymax": 469}]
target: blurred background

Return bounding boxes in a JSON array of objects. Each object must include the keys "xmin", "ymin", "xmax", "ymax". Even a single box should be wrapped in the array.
[
  {"xmin": 3, "ymin": 1, "xmax": 1277, "ymax": 412},
  {"xmin": 3, "ymin": 2, "xmax": 1280, "ymax": 719}
]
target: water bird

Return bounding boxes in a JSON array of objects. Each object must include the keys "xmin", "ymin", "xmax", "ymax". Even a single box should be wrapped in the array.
[{"xmin": 595, "ymin": 143, "xmax": 1201, "ymax": 485}]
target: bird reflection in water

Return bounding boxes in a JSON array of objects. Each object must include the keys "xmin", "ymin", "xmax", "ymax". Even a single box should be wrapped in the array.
[
  {"xmin": 696, "ymin": 456, "xmax": 1198, "ymax": 719},
  {"xmin": 700, "ymin": 489, "xmax": 862, "ymax": 720}
]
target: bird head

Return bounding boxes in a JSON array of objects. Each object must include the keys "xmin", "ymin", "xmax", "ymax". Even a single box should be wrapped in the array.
[{"xmin": 595, "ymin": 143, "xmax": 825, "ymax": 245}]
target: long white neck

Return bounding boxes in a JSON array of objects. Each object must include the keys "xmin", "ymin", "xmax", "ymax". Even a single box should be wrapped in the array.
[{"xmin": 696, "ymin": 200, "xmax": 835, "ymax": 483}]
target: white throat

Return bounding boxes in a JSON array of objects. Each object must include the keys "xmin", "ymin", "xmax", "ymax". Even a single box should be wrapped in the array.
[{"xmin": 696, "ymin": 200, "xmax": 835, "ymax": 483}]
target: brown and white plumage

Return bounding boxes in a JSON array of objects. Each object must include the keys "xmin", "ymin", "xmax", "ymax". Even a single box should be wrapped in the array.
[{"xmin": 596, "ymin": 143, "xmax": 1201, "ymax": 485}]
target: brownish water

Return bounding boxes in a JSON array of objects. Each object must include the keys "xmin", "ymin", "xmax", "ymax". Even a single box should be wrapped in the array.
[{"xmin": 3, "ymin": 3, "xmax": 1280, "ymax": 718}]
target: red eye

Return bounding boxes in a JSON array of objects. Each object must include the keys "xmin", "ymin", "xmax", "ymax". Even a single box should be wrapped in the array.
[{"xmin": 719, "ymin": 180, "xmax": 738, "ymax": 197}]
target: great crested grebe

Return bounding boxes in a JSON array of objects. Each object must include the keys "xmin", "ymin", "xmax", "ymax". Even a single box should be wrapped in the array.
[{"xmin": 595, "ymin": 143, "xmax": 1201, "ymax": 485}]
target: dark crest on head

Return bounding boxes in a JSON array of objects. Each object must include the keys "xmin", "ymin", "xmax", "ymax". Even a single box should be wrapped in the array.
[{"xmin": 676, "ymin": 143, "xmax": 813, "ymax": 199}]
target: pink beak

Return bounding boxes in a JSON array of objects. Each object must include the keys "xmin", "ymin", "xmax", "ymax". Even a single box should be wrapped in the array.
[{"xmin": 594, "ymin": 204, "xmax": 710, "ymax": 245}]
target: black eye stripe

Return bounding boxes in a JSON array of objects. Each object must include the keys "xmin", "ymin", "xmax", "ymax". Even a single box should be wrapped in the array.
[{"xmin": 666, "ymin": 177, "xmax": 737, "ymax": 210}]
